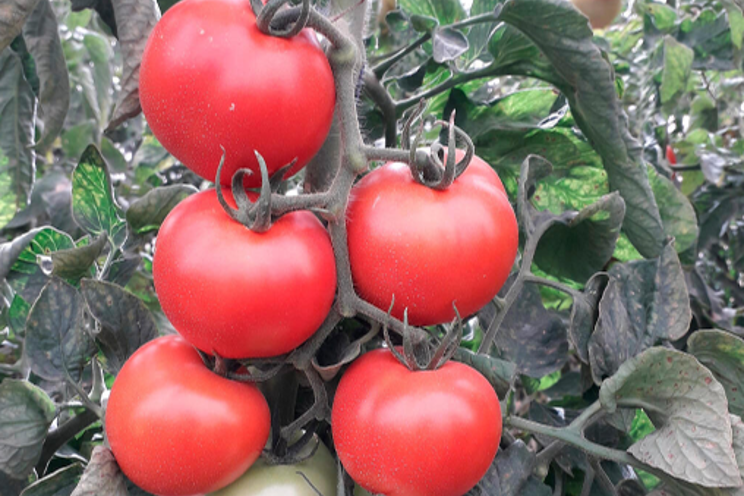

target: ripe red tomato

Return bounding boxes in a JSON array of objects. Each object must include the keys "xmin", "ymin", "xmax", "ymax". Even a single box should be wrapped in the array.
[
  {"xmin": 666, "ymin": 145, "xmax": 677, "ymax": 165},
  {"xmin": 139, "ymin": 0, "xmax": 335, "ymax": 186},
  {"xmin": 153, "ymin": 189, "xmax": 336, "ymax": 358},
  {"xmin": 346, "ymin": 151, "xmax": 518, "ymax": 326},
  {"xmin": 332, "ymin": 349, "xmax": 502, "ymax": 496},
  {"xmin": 106, "ymin": 335, "xmax": 270, "ymax": 496}
]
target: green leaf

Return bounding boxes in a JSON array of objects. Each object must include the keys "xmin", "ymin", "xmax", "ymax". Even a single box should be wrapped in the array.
[
  {"xmin": 51, "ymin": 235, "xmax": 107, "ymax": 282},
  {"xmin": 106, "ymin": 0, "xmax": 161, "ymax": 130},
  {"xmin": 8, "ymin": 294, "xmax": 30, "ymax": 338},
  {"xmin": 72, "ymin": 145, "xmax": 127, "ymax": 247},
  {"xmin": 0, "ymin": 49, "xmax": 36, "ymax": 229},
  {"xmin": 410, "ymin": 14, "xmax": 439, "ymax": 32},
  {"xmin": 726, "ymin": 2, "xmax": 744, "ymax": 50},
  {"xmin": 70, "ymin": 446, "xmax": 128, "ymax": 496},
  {"xmin": 0, "ymin": 379, "xmax": 56, "ymax": 479},
  {"xmin": 496, "ymin": 0, "xmax": 665, "ymax": 258},
  {"xmin": 599, "ymin": 347, "xmax": 741, "ymax": 488},
  {"xmin": 688, "ymin": 330, "xmax": 744, "ymax": 418},
  {"xmin": 0, "ymin": 228, "xmax": 43, "ymax": 282},
  {"xmin": 80, "ymin": 279, "xmax": 158, "ymax": 374},
  {"xmin": 125, "ymin": 185, "xmax": 197, "ymax": 235},
  {"xmin": 25, "ymin": 277, "xmax": 94, "ymax": 381},
  {"xmin": 453, "ymin": 348, "xmax": 516, "ymax": 398},
  {"xmin": 535, "ymin": 192, "xmax": 625, "ymax": 283},
  {"xmin": 643, "ymin": 3, "xmax": 677, "ymax": 32},
  {"xmin": 0, "ymin": 0, "xmax": 41, "ymax": 52},
  {"xmin": 21, "ymin": 463, "xmax": 84, "ymax": 496},
  {"xmin": 22, "ymin": 0, "xmax": 70, "ymax": 150},
  {"xmin": 6, "ymin": 227, "xmax": 75, "ymax": 302},
  {"xmin": 588, "ymin": 241, "xmax": 690, "ymax": 383},
  {"xmin": 660, "ymin": 36, "xmax": 694, "ymax": 110},
  {"xmin": 678, "ymin": 9, "xmax": 736, "ymax": 71}
]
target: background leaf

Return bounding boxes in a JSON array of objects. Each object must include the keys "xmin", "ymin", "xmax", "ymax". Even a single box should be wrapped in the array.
[{"xmin": 688, "ymin": 330, "xmax": 744, "ymax": 418}]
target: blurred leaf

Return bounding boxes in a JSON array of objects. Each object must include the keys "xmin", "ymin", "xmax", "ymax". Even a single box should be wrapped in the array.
[
  {"xmin": 678, "ymin": 9, "xmax": 736, "ymax": 71},
  {"xmin": 106, "ymin": 0, "xmax": 161, "ymax": 130},
  {"xmin": 82, "ymin": 31, "xmax": 114, "ymax": 126},
  {"xmin": 21, "ymin": 463, "xmax": 84, "ymax": 496},
  {"xmin": 0, "ymin": 49, "xmax": 36, "ymax": 229},
  {"xmin": 479, "ymin": 279, "xmax": 568, "ymax": 378},
  {"xmin": 410, "ymin": 14, "xmax": 439, "ymax": 32},
  {"xmin": 51, "ymin": 235, "xmax": 107, "ymax": 282},
  {"xmin": 535, "ymin": 192, "xmax": 625, "ymax": 283},
  {"xmin": 72, "ymin": 145, "xmax": 127, "ymax": 247},
  {"xmin": 453, "ymin": 348, "xmax": 516, "ymax": 397},
  {"xmin": 8, "ymin": 294, "xmax": 30, "ymax": 339},
  {"xmin": 660, "ymin": 36, "xmax": 694, "ymax": 110},
  {"xmin": 496, "ymin": 0, "xmax": 665, "ymax": 258},
  {"xmin": 22, "ymin": 0, "xmax": 70, "ymax": 150},
  {"xmin": 105, "ymin": 255, "xmax": 141, "ymax": 287},
  {"xmin": 688, "ymin": 330, "xmax": 744, "ymax": 417},
  {"xmin": 25, "ymin": 277, "xmax": 94, "ymax": 381},
  {"xmin": 70, "ymin": 446, "xmax": 128, "ymax": 496},
  {"xmin": 385, "ymin": 10, "xmax": 410, "ymax": 31},
  {"xmin": 648, "ymin": 169, "xmax": 699, "ymax": 260},
  {"xmin": 588, "ymin": 241, "xmax": 691, "ymax": 383},
  {"xmin": 0, "ymin": 380, "xmax": 56, "ymax": 479},
  {"xmin": 0, "ymin": 228, "xmax": 43, "ymax": 282},
  {"xmin": 432, "ymin": 27, "xmax": 469, "ymax": 63},
  {"xmin": 81, "ymin": 279, "xmax": 158, "ymax": 374},
  {"xmin": 643, "ymin": 3, "xmax": 677, "ymax": 32},
  {"xmin": 125, "ymin": 184, "xmax": 197, "ymax": 235},
  {"xmin": 399, "ymin": 0, "xmax": 465, "ymax": 26},
  {"xmin": 0, "ymin": 0, "xmax": 41, "ymax": 52},
  {"xmin": 600, "ymin": 347, "xmax": 741, "ymax": 487},
  {"xmin": 312, "ymin": 324, "xmax": 377, "ymax": 382}
]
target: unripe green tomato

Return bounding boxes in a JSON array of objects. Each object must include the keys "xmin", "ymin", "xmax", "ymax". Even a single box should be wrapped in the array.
[{"xmin": 209, "ymin": 437, "xmax": 336, "ymax": 496}]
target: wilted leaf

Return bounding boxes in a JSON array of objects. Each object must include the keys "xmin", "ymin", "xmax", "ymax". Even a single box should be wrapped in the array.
[
  {"xmin": 22, "ymin": 0, "xmax": 70, "ymax": 150},
  {"xmin": 71, "ymin": 145, "xmax": 127, "ymax": 247},
  {"xmin": 534, "ymin": 192, "xmax": 625, "ymax": 283},
  {"xmin": 568, "ymin": 272, "xmax": 608, "ymax": 363},
  {"xmin": 51, "ymin": 235, "xmax": 107, "ymax": 282},
  {"xmin": 81, "ymin": 279, "xmax": 158, "ymax": 374},
  {"xmin": 589, "ymin": 241, "xmax": 691, "ymax": 383},
  {"xmin": 20, "ymin": 463, "xmax": 84, "ymax": 496},
  {"xmin": 125, "ymin": 185, "xmax": 197, "ymax": 235},
  {"xmin": 0, "ymin": 380, "xmax": 56, "ymax": 479},
  {"xmin": 479, "ymin": 279, "xmax": 568, "ymax": 378},
  {"xmin": 106, "ymin": 0, "xmax": 161, "ymax": 130},
  {"xmin": 25, "ymin": 277, "xmax": 94, "ymax": 381},
  {"xmin": 312, "ymin": 324, "xmax": 377, "ymax": 381},
  {"xmin": 70, "ymin": 446, "xmax": 128, "ymax": 496},
  {"xmin": 0, "ymin": 49, "xmax": 36, "ymax": 229},
  {"xmin": 688, "ymin": 330, "xmax": 744, "ymax": 418},
  {"xmin": 599, "ymin": 347, "xmax": 741, "ymax": 488}
]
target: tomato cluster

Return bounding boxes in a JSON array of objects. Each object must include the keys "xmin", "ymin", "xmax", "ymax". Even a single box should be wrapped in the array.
[{"xmin": 105, "ymin": 0, "xmax": 517, "ymax": 494}]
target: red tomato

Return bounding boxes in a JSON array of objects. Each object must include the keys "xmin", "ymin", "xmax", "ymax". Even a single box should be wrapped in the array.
[
  {"xmin": 106, "ymin": 335, "xmax": 270, "ymax": 496},
  {"xmin": 139, "ymin": 0, "xmax": 335, "ymax": 186},
  {"xmin": 346, "ymin": 152, "xmax": 518, "ymax": 326},
  {"xmin": 332, "ymin": 349, "xmax": 502, "ymax": 496},
  {"xmin": 666, "ymin": 145, "xmax": 677, "ymax": 165},
  {"xmin": 153, "ymin": 189, "xmax": 336, "ymax": 358}
]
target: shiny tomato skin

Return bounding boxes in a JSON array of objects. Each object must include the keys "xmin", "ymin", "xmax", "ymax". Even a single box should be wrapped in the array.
[
  {"xmin": 153, "ymin": 189, "xmax": 336, "ymax": 358},
  {"xmin": 332, "ymin": 349, "xmax": 502, "ymax": 496},
  {"xmin": 106, "ymin": 335, "xmax": 271, "ymax": 496},
  {"xmin": 346, "ymin": 153, "xmax": 518, "ymax": 326},
  {"xmin": 209, "ymin": 436, "xmax": 337, "ymax": 496},
  {"xmin": 139, "ymin": 0, "xmax": 335, "ymax": 186}
]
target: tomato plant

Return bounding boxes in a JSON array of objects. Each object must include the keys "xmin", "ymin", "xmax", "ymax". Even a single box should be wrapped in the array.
[
  {"xmin": 153, "ymin": 188, "xmax": 337, "ymax": 358},
  {"xmin": 332, "ymin": 348, "xmax": 502, "ymax": 496},
  {"xmin": 106, "ymin": 335, "xmax": 271, "ymax": 496},
  {"xmin": 139, "ymin": 0, "xmax": 336, "ymax": 186},
  {"xmin": 346, "ymin": 152, "xmax": 518, "ymax": 325}
]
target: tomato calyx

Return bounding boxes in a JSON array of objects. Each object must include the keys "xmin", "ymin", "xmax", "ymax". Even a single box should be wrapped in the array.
[
  {"xmin": 252, "ymin": 0, "xmax": 312, "ymax": 39},
  {"xmin": 382, "ymin": 301, "xmax": 464, "ymax": 371},
  {"xmin": 215, "ymin": 149, "xmax": 293, "ymax": 233},
  {"xmin": 404, "ymin": 109, "xmax": 476, "ymax": 190}
]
